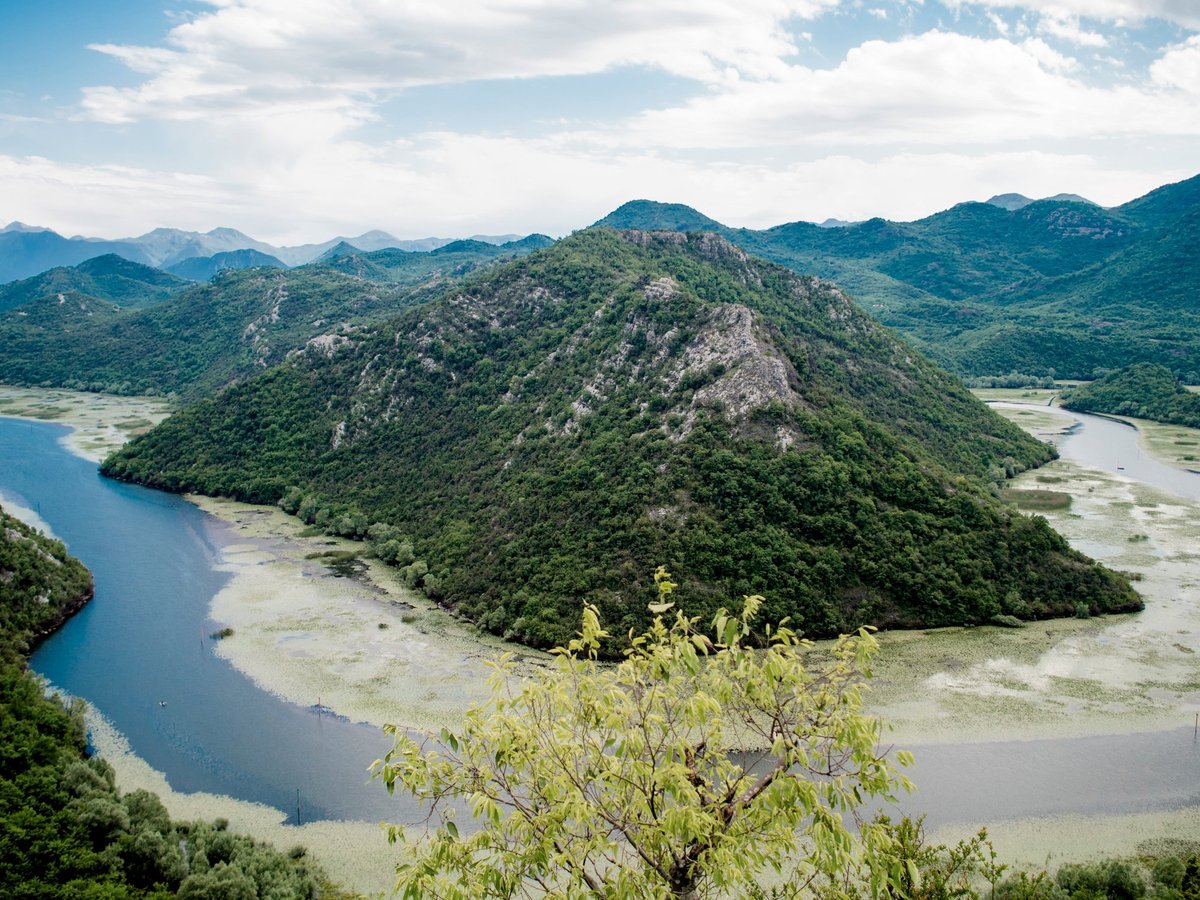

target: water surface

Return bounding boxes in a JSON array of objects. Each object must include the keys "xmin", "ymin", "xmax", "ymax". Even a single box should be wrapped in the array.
[
  {"xmin": 3, "ymin": 412, "xmax": 1199, "ymax": 831},
  {"xmin": 2, "ymin": 417, "xmax": 410, "ymax": 824}
]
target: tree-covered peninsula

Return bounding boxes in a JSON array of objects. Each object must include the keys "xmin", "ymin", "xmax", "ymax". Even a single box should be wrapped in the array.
[
  {"xmin": 1061, "ymin": 363, "xmax": 1200, "ymax": 429},
  {"xmin": 103, "ymin": 230, "xmax": 1140, "ymax": 649}
]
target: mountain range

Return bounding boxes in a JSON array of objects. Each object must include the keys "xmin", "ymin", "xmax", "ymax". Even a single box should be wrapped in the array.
[
  {"xmin": 593, "ymin": 174, "xmax": 1200, "ymax": 382},
  {"xmin": 2, "ymin": 174, "xmax": 1196, "ymax": 390},
  {"xmin": 0, "ymin": 236, "xmax": 553, "ymax": 398},
  {"xmin": 0, "ymin": 221, "xmax": 529, "ymax": 282},
  {"xmin": 101, "ymin": 229, "xmax": 1139, "ymax": 648}
]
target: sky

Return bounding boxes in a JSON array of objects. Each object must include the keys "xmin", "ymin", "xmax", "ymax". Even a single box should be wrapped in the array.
[{"xmin": 0, "ymin": 0, "xmax": 1197, "ymax": 243}]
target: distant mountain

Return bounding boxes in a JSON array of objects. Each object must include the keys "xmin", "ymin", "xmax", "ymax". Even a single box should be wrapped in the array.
[
  {"xmin": 272, "ymin": 231, "xmax": 530, "ymax": 266},
  {"xmin": 0, "ymin": 236, "xmax": 552, "ymax": 398},
  {"xmin": 985, "ymin": 192, "xmax": 1094, "ymax": 211},
  {"xmin": 0, "ymin": 231, "xmax": 153, "ymax": 283},
  {"xmin": 129, "ymin": 226, "xmax": 276, "ymax": 268},
  {"xmin": 167, "ymin": 249, "xmax": 288, "ymax": 281},
  {"xmin": 0, "ymin": 224, "xmax": 554, "ymax": 282},
  {"xmin": 316, "ymin": 234, "xmax": 556, "ymax": 284},
  {"xmin": 592, "ymin": 174, "xmax": 1200, "ymax": 381},
  {"xmin": 102, "ymin": 229, "xmax": 1139, "ymax": 650},
  {"xmin": 0, "ymin": 254, "xmax": 187, "ymax": 313},
  {"xmin": 1, "ymin": 221, "xmax": 54, "ymax": 234}
]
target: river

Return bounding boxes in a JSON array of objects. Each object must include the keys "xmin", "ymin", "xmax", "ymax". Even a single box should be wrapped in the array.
[
  {"xmin": 2, "ymin": 407, "xmax": 1198, "ymax": 831},
  {"xmin": 1, "ymin": 417, "xmax": 418, "ymax": 825}
]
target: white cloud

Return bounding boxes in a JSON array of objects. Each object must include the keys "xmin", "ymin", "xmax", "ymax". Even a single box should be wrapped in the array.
[
  {"xmin": 10, "ymin": 1, "xmax": 1195, "ymax": 243},
  {"xmin": 1037, "ymin": 14, "xmax": 1108, "ymax": 46},
  {"xmin": 0, "ymin": 155, "xmax": 239, "ymax": 237},
  {"xmin": 1020, "ymin": 36, "xmax": 1078, "ymax": 70},
  {"xmin": 1151, "ymin": 34, "xmax": 1200, "ymax": 90},
  {"xmin": 612, "ymin": 31, "xmax": 1200, "ymax": 150},
  {"xmin": 81, "ymin": 0, "xmax": 844, "ymax": 126},
  {"xmin": 942, "ymin": 1, "xmax": 1200, "ymax": 29}
]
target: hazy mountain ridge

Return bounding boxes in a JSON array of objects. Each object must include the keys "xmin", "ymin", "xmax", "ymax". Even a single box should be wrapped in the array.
[
  {"xmin": 103, "ymin": 229, "xmax": 1139, "ymax": 648},
  {"xmin": 0, "ymin": 221, "xmax": 543, "ymax": 282},
  {"xmin": 0, "ymin": 239, "xmax": 553, "ymax": 398},
  {"xmin": 166, "ymin": 248, "xmax": 288, "ymax": 281}
]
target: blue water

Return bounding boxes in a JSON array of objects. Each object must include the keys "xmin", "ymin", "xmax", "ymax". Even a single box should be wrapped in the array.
[
  {"xmin": 2, "ymin": 417, "xmax": 407, "ymax": 825},
  {"xmin": 2, "ymin": 413, "xmax": 1198, "ymax": 831}
]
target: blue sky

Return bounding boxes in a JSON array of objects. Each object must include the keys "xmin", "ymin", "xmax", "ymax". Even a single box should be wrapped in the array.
[{"xmin": 1, "ymin": 0, "xmax": 1197, "ymax": 242}]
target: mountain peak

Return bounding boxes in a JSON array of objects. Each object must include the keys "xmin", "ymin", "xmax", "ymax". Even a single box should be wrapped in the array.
[
  {"xmin": 316, "ymin": 241, "xmax": 362, "ymax": 262},
  {"xmin": 593, "ymin": 200, "xmax": 725, "ymax": 233},
  {"xmin": 986, "ymin": 192, "xmax": 1095, "ymax": 211},
  {"xmin": 2, "ymin": 221, "xmax": 54, "ymax": 234}
]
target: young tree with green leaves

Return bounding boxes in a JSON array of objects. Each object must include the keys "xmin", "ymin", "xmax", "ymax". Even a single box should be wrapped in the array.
[{"xmin": 376, "ymin": 569, "xmax": 913, "ymax": 898}]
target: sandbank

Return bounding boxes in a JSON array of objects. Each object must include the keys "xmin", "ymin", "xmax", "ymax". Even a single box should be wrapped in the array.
[
  {"xmin": 194, "ymin": 496, "xmax": 547, "ymax": 734},
  {"xmin": 0, "ymin": 384, "xmax": 171, "ymax": 462}
]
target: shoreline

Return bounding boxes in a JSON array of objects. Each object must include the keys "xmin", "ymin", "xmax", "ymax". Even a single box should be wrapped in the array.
[
  {"xmin": 6, "ymin": 383, "xmax": 1200, "ymax": 884},
  {"xmin": 193, "ymin": 494, "xmax": 547, "ymax": 735}
]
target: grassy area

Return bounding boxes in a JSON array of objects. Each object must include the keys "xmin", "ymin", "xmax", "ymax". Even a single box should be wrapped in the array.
[
  {"xmin": 1134, "ymin": 418, "xmax": 1200, "ymax": 469},
  {"xmin": 1001, "ymin": 488, "xmax": 1073, "ymax": 510},
  {"xmin": 970, "ymin": 387, "xmax": 1059, "ymax": 403}
]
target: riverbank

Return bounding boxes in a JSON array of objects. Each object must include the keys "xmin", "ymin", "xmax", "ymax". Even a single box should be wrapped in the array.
[
  {"xmin": 0, "ymin": 384, "xmax": 170, "ymax": 461},
  {"xmin": 82, "ymin": 704, "xmax": 400, "ymax": 896},
  {"xmin": 193, "ymin": 495, "xmax": 547, "ymax": 735},
  {"xmin": 6, "ymin": 384, "xmax": 1200, "ymax": 888},
  {"xmin": 870, "ymin": 402, "xmax": 1199, "ymax": 745}
]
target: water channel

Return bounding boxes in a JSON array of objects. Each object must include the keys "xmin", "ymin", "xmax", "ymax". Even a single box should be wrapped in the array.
[{"xmin": 2, "ymin": 407, "xmax": 1198, "ymax": 829}]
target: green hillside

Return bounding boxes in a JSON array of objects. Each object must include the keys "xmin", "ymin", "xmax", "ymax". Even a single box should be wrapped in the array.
[
  {"xmin": 1061, "ymin": 363, "xmax": 1200, "ymax": 428},
  {"xmin": 595, "ymin": 175, "xmax": 1200, "ymax": 381},
  {"xmin": 0, "ymin": 254, "xmax": 188, "ymax": 313},
  {"xmin": 0, "ymin": 504, "xmax": 92, "ymax": 661},
  {"xmin": 0, "ymin": 238, "xmax": 551, "ymax": 399},
  {"xmin": 103, "ymin": 230, "xmax": 1139, "ymax": 649}
]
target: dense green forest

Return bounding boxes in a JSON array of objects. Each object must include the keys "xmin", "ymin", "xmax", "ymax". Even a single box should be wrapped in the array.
[
  {"xmin": 0, "ymin": 502, "xmax": 346, "ymax": 898},
  {"xmin": 103, "ymin": 230, "xmax": 1139, "ymax": 650},
  {"xmin": 1061, "ymin": 364, "xmax": 1200, "ymax": 428},
  {"xmin": 0, "ymin": 237, "xmax": 552, "ymax": 400},
  {"xmin": 597, "ymin": 174, "xmax": 1200, "ymax": 381},
  {"xmin": 0, "ymin": 255, "xmax": 188, "ymax": 314}
]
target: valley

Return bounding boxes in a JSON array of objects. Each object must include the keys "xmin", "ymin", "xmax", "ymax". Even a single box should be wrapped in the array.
[{"xmin": 3, "ymin": 385, "xmax": 1199, "ymax": 894}]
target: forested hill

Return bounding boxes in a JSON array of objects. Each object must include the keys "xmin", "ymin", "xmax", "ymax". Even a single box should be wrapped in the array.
[
  {"xmin": 597, "ymin": 174, "xmax": 1200, "ymax": 382},
  {"xmin": 103, "ymin": 229, "xmax": 1139, "ymax": 648},
  {"xmin": 0, "ymin": 504, "xmax": 92, "ymax": 661},
  {"xmin": 1061, "ymin": 363, "xmax": 1200, "ymax": 428},
  {"xmin": 0, "ymin": 237, "xmax": 551, "ymax": 399},
  {"xmin": 0, "ymin": 254, "xmax": 188, "ymax": 313}
]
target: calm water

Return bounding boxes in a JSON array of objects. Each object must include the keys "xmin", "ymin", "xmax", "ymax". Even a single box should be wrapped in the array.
[
  {"xmin": 2, "ymin": 417, "xmax": 410, "ymax": 824},
  {"xmin": 991, "ymin": 401, "xmax": 1200, "ymax": 501},
  {"xmin": 2, "ymin": 411, "xmax": 1199, "ymax": 829}
]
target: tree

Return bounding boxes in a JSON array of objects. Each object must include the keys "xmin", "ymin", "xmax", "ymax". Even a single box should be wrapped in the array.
[{"xmin": 375, "ymin": 569, "xmax": 913, "ymax": 898}]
